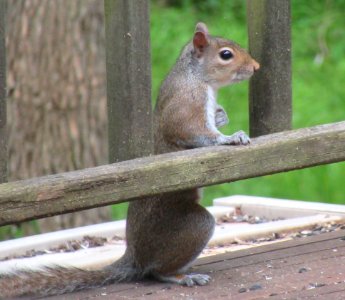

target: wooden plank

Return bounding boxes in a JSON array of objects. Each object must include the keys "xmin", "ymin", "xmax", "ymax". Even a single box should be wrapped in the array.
[
  {"xmin": 247, "ymin": 0, "xmax": 292, "ymax": 137},
  {"xmin": 104, "ymin": 0, "xmax": 153, "ymax": 163},
  {"xmin": 0, "ymin": 0, "xmax": 6, "ymax": 183},
  {"xmin": 191, "ymin": 249, "xmax": 345, "ymax": 299},
  {"xmin": 0, "ymin": 121, "xmax": 344, "ymax": 225},
  {"xmin": 194, "ymin": 230, "xmax": 345, "ymax": 268},
  {"xmin": 47, "ymin": 230, "xmax": 345, "ymax": 299},
  {"xmin": 196, "ymin": 237, "xmax": 345, "ymax": 273},
  {"xmin": 195, "ymin": 229, "xmax": 345, "ymax": 266},
  {"xmin": 269, "ymin": 284, "xmax": 345, "ymax": 300},
  {"xmin": 201, "ymin": 245, "xmax": 345, "ymax": 282}
]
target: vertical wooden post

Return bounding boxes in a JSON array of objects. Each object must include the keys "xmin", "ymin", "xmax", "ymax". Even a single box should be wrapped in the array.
[
  {"xmin": 247, "ymin": 0, "xmax": 292, "ymax": 137},
  {"xmin": 104, "ymin": 0, "xmax": 153, "ymax": 163},
  {"xmin": 0, "ymin": 0, "xmax": 6, "ymax": 183}
]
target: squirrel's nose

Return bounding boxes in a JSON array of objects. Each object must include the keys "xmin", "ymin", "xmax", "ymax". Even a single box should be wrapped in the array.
[{"xmin": 252, "ymin": 59, "xmax": 260, "ymax": 71}]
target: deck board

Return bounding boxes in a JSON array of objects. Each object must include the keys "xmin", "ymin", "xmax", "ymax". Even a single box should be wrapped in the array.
[{"xmin": 48, "ymin": 230, "xmax": 345, "ymax": 300}]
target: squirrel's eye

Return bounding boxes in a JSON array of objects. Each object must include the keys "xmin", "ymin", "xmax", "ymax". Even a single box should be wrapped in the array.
[{"xmin": 219, "ymin": 49, "xmax": 233, "ymax": 60}]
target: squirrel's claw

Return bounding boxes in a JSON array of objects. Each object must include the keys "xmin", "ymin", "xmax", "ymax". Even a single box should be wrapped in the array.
[
  {"xmin": 225, "ymin": 130, "xmax": 251, "ymax": 145},
  {"xmin": 155, "ymin": 273, "xmax": 211, "ymax": 286},
  {"xmin": 186, "ymin": 273, "xmax": 211, "ymax": 286}
]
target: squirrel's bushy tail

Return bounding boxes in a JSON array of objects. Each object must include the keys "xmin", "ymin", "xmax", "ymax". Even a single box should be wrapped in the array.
[{"xmin": 0, "ymin": 255, "xmax": 137, "ymax": 298}]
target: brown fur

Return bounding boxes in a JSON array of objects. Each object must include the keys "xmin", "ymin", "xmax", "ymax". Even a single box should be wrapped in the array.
[{"xmin": 0, "ymin": 23, "xmax": 259, "ymax": 298}]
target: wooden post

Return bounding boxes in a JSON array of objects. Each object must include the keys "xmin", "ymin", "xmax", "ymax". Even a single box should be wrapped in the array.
[
  {"xmin": 104, "ymin": 0, "xmax": 153, "ymax": 163},
  {"xmin": 0, "ymin": 0, "xmax": 6, "ymax": 183},
  {"xmin": 247, "ymin": 0, "xmax": 292, "ymax": 137}
]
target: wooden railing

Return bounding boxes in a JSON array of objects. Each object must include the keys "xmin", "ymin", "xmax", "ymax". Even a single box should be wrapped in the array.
[
  {"xmin": 0, "ymin": 121, "xmax": 344, "ymax": 226},
  {"xmin": 0, "ymin": 1, "xmax": 344, "ymax": 228}
]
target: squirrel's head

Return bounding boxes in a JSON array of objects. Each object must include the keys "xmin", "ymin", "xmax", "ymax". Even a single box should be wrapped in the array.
[{"xmin": 192, "ymin": 22, "xmax": 260, "ymax": 88}]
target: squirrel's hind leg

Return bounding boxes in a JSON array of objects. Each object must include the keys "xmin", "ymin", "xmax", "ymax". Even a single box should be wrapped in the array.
[{"xmin": 149, "ymin": 202, "xmax": 215, "ymax": 287}]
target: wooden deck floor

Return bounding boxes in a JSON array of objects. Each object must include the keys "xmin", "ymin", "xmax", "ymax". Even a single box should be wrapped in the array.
[{"xmin": 49, "ymin": 230, "xmax": 345, "ymax": 300}]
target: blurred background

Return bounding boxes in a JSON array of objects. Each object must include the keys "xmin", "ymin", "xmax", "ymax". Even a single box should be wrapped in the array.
[{"xmin": 1, "ymin": 0, "xmax": 344, "ymax": 238}]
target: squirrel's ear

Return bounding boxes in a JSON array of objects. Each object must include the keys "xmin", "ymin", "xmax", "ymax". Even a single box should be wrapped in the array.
[
  {"xmin": 193, "ymin": 22, "xmax": 209, "ymax": 55},
  {"xmin": 195, "ymin": 22, "xmax": 209, "ymax": 35}
]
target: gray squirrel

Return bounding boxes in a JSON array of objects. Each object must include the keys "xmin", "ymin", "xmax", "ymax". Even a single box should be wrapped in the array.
[{"xmin": 0, "ymin": 22, "xmax": 259, "ymax": 298}]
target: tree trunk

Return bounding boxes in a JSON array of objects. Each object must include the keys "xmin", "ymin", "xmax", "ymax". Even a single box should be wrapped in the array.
[{"xmin": 7, "ymin": 0, "xmax": 110, "ymax": 234}]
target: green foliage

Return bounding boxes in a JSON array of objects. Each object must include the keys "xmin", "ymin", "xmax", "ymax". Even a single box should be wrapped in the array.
[
  {"xmin": 149, "ymin": 0, "xmax": 345, "ymax": 210},
  {"xmin": 155, "ymin": 0, "xmax": 245, "ymax": 21},
  {"xmin": 111, "ymin": 203, "xmax": 128, "ymax": 220}
]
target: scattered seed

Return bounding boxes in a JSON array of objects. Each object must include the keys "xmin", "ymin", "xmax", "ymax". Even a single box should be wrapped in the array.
[
  {"xmin": 308, "ymin": 282, "xmax": 326, "ymax": 289},
  {"xmin": 249, "ymin": 284, "xmax": 262, "ymax": 291},
  {"xmin": 238, "ymin": 287, "xmax": 247, "ymax": 293},
  {"xmin": 301, "ymin": 230, "xmax": 313, "ymax": 236},
  {"xmin": 298, "ymin": 267, "xmax": 308, "ymax": 273},
  {"xmin": 273, "ymin": 232, "xmax": 281, "ymax": 239}
]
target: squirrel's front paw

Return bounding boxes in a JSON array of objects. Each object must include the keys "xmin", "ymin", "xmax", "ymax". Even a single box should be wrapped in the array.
[
  {"xmin": 215, "ymin": 107, "xmax": 229, "ymax": 128},
  {"xmin": 225, "ymin": 130, "xmax": 250, "ymax": 145}
]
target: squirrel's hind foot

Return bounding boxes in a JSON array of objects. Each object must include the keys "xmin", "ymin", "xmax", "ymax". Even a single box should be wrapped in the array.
[{"xmin": 155, "ymin": 273, "xmax": 211, "ymax": 287}]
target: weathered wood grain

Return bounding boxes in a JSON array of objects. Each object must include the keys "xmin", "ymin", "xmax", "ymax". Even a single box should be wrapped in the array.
[
  {"xmin": 48, "ymin": 230, "xmax": 345, "ymax": 300},
  {"xmin": 0, "ymin": 0, "xmax": 6, "ymax": 183},
  {"xmin": 247, "ymin": 0, "xmax": 292, "ymax": 137},
  {"xmin": 104, "ymin": 0, "xmax": 153, "ymax": 163},
  {"xmin": 0, "ymin": 121, "xmax": 345, "ymax": 225}
]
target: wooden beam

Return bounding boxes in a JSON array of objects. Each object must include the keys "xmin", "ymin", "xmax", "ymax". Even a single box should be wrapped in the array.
[
  {"xmin": 0, "ymin": 121, "xmax": 344, "ymax": 226},
  {"xmin": 104, "ymin": 0, "xmax": 153, "ymax": 163},
  {"xmin": 247, "ymin": 0, "xmax": 292, "ymax": 137},
  {"xmin": 0, "ymin": 0, "xmax": 6, "ymax": 183}
]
